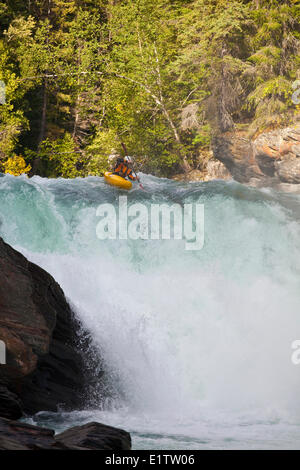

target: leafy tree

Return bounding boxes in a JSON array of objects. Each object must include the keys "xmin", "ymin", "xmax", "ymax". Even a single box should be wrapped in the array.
[
  {"xmin": 0, "ymin": 0, "xmax": 299, "ymax": 178},
  {"xmin": 2, "ymin": 155, "xmax": 31, "ymax": 175}
]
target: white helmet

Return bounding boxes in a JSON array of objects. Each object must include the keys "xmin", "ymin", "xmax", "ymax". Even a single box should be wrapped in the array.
[{"xmin": 124, "ymin": 156, "xmax": 133, "ymax": 164}]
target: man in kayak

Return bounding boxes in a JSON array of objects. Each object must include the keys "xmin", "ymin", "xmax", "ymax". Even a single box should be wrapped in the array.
[{"xmin": 113, "ymin": 155, "xmax": 138, "ymax": 181}]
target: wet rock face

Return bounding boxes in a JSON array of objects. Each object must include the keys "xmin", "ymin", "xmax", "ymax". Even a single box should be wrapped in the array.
[
  {"xmin": 0, "ymin": 238, "xmax": 131, "ymax": 450},
  {"xmin": 0, "ymin": 386, "xmax": 22, "ymax": 420},
  {"xmin": 55, "ymin": 422, "xmax": 132, "ymax": 451},
  {"xmin": 0, "ymin": 418, "xmax": 132, "ymax": 450},
  {"xmin": 0, "ymin": 237, "xmax": 86, "ymax": 418},
  {"xmin": 212, "ymin": 123, "xmax": 300, "ymax": 191},
  {"xmin": 0, "ymin": 417, "xmax": 61, "ymax": 450}
]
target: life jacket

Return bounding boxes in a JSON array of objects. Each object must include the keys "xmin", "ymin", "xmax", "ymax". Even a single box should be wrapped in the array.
[{"xmin": 113, "ymin": 161, "xmax": 136, "ymax": 181}]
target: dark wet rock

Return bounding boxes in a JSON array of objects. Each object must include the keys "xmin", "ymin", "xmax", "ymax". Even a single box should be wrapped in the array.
[
  {"xmin": 55, "ymin": 421, "xmax": 132, "ymax": 450},
  {"xmin": 0, "ymin": 237, "xmax": 86, "ymax": 418},
  {"xmin": 0, "ymin": 237, "xmax": 131, "ymax": 449},
  {"xmin": 0, "ymin": 417, "xmax": 132, "ymax": 450},
  {"xmin": 0, "ymin": 417, "xmax": 62, "ymax": 450},
  {"xmin": 0, "ymin": 385, "xmax": 22, "ymax": 420}
]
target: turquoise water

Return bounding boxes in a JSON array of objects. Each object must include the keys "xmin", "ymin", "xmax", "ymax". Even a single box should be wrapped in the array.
[{"xmin": 1, "ymin": 173, "xmax": 300, "ymax": 449}]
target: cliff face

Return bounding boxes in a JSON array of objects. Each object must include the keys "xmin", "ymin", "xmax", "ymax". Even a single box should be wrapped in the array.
[
  {"xmin": 212, "ymin": 123, "xmax": 300, "ymax": 191},
  {"xmin": 0, "ymin": 237, "xmax": 86, "ymax": 419}
]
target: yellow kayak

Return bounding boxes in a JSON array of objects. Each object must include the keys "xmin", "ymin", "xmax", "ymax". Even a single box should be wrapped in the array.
[{"xmin": 104, "ymin": 172, "xmax": 132, "ymax": 190}]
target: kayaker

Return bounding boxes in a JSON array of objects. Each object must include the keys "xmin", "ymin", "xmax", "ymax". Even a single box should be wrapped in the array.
[{"xmin": 113, "ymin": 156, "xmax": 138, "ymax": 181}]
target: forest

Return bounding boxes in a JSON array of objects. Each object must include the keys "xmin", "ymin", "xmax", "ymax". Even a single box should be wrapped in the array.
[{"xmin": 0, "ymin": 0, "xmax": 299, "ymax": 178}]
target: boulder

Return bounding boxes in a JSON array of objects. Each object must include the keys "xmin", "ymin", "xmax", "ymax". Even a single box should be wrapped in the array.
[
  {"xmin": 55, "ymin": 422, "xmax": 132, "ymax": 450},
  {"xmin": 0, "ymin": 417, "xmax": 62, "ymax": 450},
  {"xmin": 0, "ymin": 417, "xmax": 132, "ymax": 450},
  {"xmin": 0, "ymin": 237, "xmax": 86, "ymax": 418},
  {"xmin": 212, "ymin": 122, "xmax": 300, "ymax": 190},
  {"xmin": 206, "ymin": 159, "xmax": 231, "ymax": 180},
  {"xmin": 0, "ymin": 237, "xmax": 132, "ymax": 450},
  {"xmin": 212, "ymin": 132, "xmax": 264, "ymax": 183}
]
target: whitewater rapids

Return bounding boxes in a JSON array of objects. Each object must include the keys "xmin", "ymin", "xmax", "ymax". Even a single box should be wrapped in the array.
[{"xmin": 0, "ymin": 173, "xmax": 300, "ymax": 449}]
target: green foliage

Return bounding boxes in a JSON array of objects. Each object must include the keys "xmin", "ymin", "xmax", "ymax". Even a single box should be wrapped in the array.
[
  {"xmin": 36, "ymin": 133, "xmax": 81, "ymax": 178},
  {"xmin": 248, "ymin": 46, "xmax": 281, "ymax": 67},
  {"xmin": 2, "ymin": 155, "xmax": 31, "ymax": 175},
  {"xmin": 0, "ymin": 39, "xmax": 28, "ymax": 162},
  {"xmin": 245, "ymin": 76, "xmax": 294, "ymax": 133},
  {"xmin": 86, "ymin": 128, "xmax": 118, "ymax": 175},
  {"xmin": 0, "ymin": 0, "xmax": 299, "ymax": 177},
  {"xmin": 192, "ymin": 125, "xmax": 212, "ymax": 149}
]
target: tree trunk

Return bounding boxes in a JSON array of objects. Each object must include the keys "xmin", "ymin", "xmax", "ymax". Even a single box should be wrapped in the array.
[
  {"xmin": 153, "ymin": 46, "xmax": 191, "ymax": 173},
  {"xmin": 161, "ymin": 106, "xmax": 191, "ymax": 172},
  {"xmin": 73, "ymin": 74, "xmax": 80, "ymax": 139},
  {"xmin": 32, "ymin": 79, "xmax": 47, "ymax": 174},
  {"xmin": 73, "ymin": 104, "xmax": 79, "ymax": 139},
  {"xmin": 38, "ymin": 79, "xmax": 47, "ymax": 147},
  {"xmin": 218, "ymin": 48, "xmax": 234, "ymax": 133}
]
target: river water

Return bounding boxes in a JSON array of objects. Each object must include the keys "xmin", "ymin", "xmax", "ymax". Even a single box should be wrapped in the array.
[{"xmin": 1, "ymin": 173, "xmax": 300, "ymax": 449}]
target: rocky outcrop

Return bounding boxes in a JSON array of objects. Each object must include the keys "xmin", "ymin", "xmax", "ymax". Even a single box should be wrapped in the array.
[
  {"xmin": 0, "ymin": 237, "xmax": 132, "ymax": 451},
  {"xmin": 173, "ymin": 160, "xmax": 230, "ymax": 182},
  {"xmin": 0, "ymin": 417, "xmax": 64, "ymax": 450},
  {"xmin": 212, "ymin": 122, "xmax": 300, "ymax": 191},
  {"xmin": 0, "ymin": 237, "xmax": 86, "ymax": 419},
  {"xmin": 0, "ymin": 385, "xmax": 22, "ymax": 420},
  {"xmin": 56, "ymin": 422, "xmax": 131, "ymax": 450},
  {"xmin": 205, "ymin": 159, "xmax": 231, "ymax": 181},
  {"xmin": 0, "ymin": 418, "xmax": 131, "ymax": 450}
]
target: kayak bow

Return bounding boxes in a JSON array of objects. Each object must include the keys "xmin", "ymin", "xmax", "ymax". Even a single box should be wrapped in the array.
[{"xmin": 104, "ymin": 172, "xmax": 132, "ymax": 190}]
